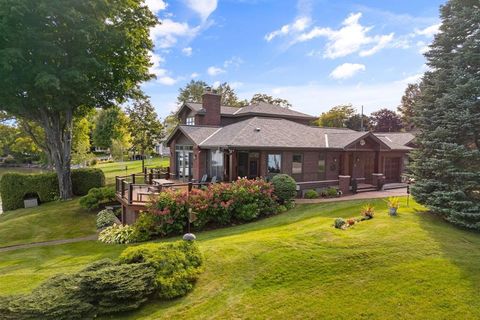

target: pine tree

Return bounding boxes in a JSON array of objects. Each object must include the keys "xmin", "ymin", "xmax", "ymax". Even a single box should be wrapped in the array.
[{"xmin": 410, "ymin": 0, "xmax": 480, "ymax": 229}]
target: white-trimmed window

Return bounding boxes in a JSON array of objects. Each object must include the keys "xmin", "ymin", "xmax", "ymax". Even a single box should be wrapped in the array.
[
  {"xmin": 186, "ymin": 116, "xmax": 195, "ymax": 125},
  {"xmin": 267, "ymin": 154, "xmax": 282, "ymax": 174}
]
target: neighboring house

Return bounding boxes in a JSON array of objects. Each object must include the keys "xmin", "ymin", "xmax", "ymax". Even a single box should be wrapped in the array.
[
  {"xmin": 166, "ymin": 89, "xmax": 415, "ymax": 191},
  {"xmin": 154, "ymin": 142, "xmax": 170, "ymax": 157}
]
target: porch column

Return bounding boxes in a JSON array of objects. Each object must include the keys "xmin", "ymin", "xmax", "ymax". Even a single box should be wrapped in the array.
[
  {"xmin": 374, "ymin": 151, "xmax": 381, "ymax": 172},
  {"xmin": 340, "ymin": 152, "xmax": 349, "ymax": 176},
  {"xmin": 192, "ymin": 146, "xmax": 202, "ymax": 181},
  {"xmin": 229, "ymin": 150, "xmax": 237, "ymax": 181}
]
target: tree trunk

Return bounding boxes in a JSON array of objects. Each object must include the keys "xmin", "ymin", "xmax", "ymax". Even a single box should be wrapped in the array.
[
  {"xmin": 40, "ymin": 108, "xmax": 74, "ymax": 200},
  {"xmin": 141, "ymin": 152, "xmax": 145, "ymax": 172}
]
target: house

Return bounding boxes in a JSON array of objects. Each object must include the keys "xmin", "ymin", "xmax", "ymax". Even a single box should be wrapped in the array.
[{"xmin": 166, "ymin": 89, "xmax": 415, "ymax": 193}]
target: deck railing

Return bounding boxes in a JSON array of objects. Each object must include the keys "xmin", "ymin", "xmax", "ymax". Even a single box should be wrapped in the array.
[{"xmin": 115, "ymin": 167, "xmax": 212, "ymax": 205}]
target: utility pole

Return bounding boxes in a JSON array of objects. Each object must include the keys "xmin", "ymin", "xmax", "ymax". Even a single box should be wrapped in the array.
[{"xmin": 360, "ymin": 105, "xmax": 364, "ymax": 132}]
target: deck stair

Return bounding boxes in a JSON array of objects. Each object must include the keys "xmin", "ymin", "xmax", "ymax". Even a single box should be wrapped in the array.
[{"xmin": 355, "ymin": 183, "xmax": 377, "ymax": 193}]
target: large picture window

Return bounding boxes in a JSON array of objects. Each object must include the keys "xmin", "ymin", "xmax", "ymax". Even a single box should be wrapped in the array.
[
  {"xmin": 267, "ymin": 154, "xmax": 281, "ymax": 174},
  {"xmin": 292, "ymin": 154, "xmax": 302, "ymax": 175},
  {"xmin": 209, "ymin": 149, "xmax": 223, "ymax": 179}
]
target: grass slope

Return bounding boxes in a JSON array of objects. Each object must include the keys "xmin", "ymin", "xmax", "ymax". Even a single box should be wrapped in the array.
[
  {"xmin": 1, "ymin": 197, "xmax": 479, "ymax": 319},
  {"xmin": 0, "ymin": 199, "xmax": 96, "ymax": 247},
  {"xmin": 94, "ymin": 157, "xmax": 169, "ymax": 186}
]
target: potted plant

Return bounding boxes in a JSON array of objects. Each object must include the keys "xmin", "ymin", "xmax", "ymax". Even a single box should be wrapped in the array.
[
  {"xmin": 386, "ymin": 197, "xmax": 400, "ymax": 216},
  {"xmin": 360, "ymin": 204, "xmax": 375, "ymax": 219}
]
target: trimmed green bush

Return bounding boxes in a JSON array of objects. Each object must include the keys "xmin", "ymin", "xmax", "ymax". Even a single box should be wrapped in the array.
[
  {"xmin": 71, "ymin": 168, "xmax": 105, "ymax": 196},
  {"xmin": 79, "ymin": 187, "xmax": 116, "ymax": 210},
  {"xmin": 0, "ymin": 169, "xmax": 106, "ymax": 211},
  {"xmin": 271, "ymin": 174, "xmax": 297, "ymax": 203},
  {"xmin": 120, "ymin": 241, "xmax": 203, "ymax": 299},
  {"xmin": 304, "ymin": 189, "xmax": 319, "ymax": 199},
  {"xmin": 96, "ymin": 209, "xmax": 117, "ymax": 229},
  {"xmin": 334, "ymin": 218, "xmax": 346, "ymax": 229},
  {"xmin": 78, "ymin": 261, "xmax": 156, "ymax": 315},
  {"xmin": 0, "ymin": 259, "xmax": 157, "ymax": 320},
  {"xmin": 0, "ymin": 172, "xmax": 59, "ymax": 211}
]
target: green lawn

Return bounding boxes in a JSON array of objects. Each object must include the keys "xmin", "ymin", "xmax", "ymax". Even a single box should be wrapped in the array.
[
  {"xmin": 0, "ymin": 167, "xmax": 48, "ymax": 179},
  {"xmin": 1, "ymin": 197, "xmax": 479, "ymax": 319},
  {"xmin": 94, "ymin": 157, "xmax": 169, "ymax": 185},
  {"xmin": 0, "ymin": 199, "xmax": 96, "ymax": 247}
]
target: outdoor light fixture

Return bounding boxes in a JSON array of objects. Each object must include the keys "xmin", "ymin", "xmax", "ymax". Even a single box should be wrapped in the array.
[
  {"xmin": 356, "ymin": 157, "xmax": 360, "ymax": 162},
  {"xmin": 333, "ymin": 157, "xmax": 337, "ymax": 162}
]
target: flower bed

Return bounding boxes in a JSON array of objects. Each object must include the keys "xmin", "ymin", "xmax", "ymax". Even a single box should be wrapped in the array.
[{"xmin": 133, "ymin": 178, "xmax": 278, "ymax": 241}]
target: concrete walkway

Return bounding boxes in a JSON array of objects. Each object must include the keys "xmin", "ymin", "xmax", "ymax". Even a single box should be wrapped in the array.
[
  {"xmin": 295, "ymin": 187, "xmax": 408, "ymax": 204},
  {"xmin": 0, "ymin": 234, "xmax": 97, "ymax": 253}
]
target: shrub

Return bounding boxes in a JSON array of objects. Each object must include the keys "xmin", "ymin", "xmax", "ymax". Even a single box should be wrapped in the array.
[
  {"xmin": 347, "ymin": 218, "xmax": 356, "ymax": 226},
  {"xmin": 271, "ymin": 174, "xmax": 297, "ymax": 203},
  {"xmin": 320, "ymin": 187, "xmax": 339, "ymax": 198},
  {"xmin": 98, "ymin": 224, "xmax": 136, "ymax": 244},
  {"xmin": 0, "ymin": 172, "xmax": 59, "ymax": 211},
  {"xmin": 132, "ymin": 212, "xmax": 163, "ymax": 242},
  {"xmin": 120, "ymin": 241, "xmax": 203, "ymax": 299},
  {"xmin": 71, "ymin": 168, "xmax": 105, "ymax": 195},
  {"xmin": 78, "ymin": 261, "xmax": 156, "ymax": 315},
  {"xmin": 304, "ymin": 189, "xmax": 318, "ymax": 199},
  {"xmin": 334, "ymin": 218, "xmax": 346, "ymax": 229},
  {"xmin": 277, "ymin": 205, "xmax": 287, "ymax": 213},
  {"xmin": 0, "ymin": 169, "xmax": 105, "ymax": 211},
  {"xmin": 143, "ymin": 178, "xmax": 277, "ymax": 240},
  {"xmin": 96, "ymin": 209, "xmax": 117, "ymax": 229},
  {"xmin": 361, "ymin": 204, "xmax": 375, "ymax": 219},
  {"xmin": 80, "ymin": 187, "xmax": 116, "ymax": 210},
  {"xmin": 0, "ymin": 259, "xmax": 157, "ymax": 319}
]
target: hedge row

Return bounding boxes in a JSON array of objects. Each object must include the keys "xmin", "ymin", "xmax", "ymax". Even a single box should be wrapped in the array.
[
  {"xmin": 0, "ymin": 241, "xmax": 203, "ymax": 320},
  {"xmin": 0, "ymin": 168, "xmax": 105, "ymax": 211}
]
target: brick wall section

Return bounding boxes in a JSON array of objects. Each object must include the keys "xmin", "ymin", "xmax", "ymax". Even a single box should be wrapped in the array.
[{"xmin": 201, "ymin": 92, "xmax": 221, "ymax": 126}]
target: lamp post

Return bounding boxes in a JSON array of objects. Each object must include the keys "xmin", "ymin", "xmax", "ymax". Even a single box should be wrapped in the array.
[{"xmin": 183, "ymin": 181, "xmax": 196, "ymax": 241}]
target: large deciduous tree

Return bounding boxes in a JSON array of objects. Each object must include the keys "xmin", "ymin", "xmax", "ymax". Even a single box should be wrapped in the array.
[
  {"xmin": 177, "ymin": 80, "xmax": 248, "ymax": 107},
  {"xmin": 0, "ymin": 0, "xmax": 157, "ymax": 199},
  {"xmin": 126, "ymin": 98, "xmax": 163, "ymax": 171},
  {"xmin": 250, "ymin": 93, "xmax": 291, "ymax": 108},
  {"xmin": 398, "ymin": 83, "xmax": 421, "ymax": 131},
  {"xmin": 410, "ymin": 0, "xmax": 480, "ymax": 229},
  {"xmin": 345, "ymin": 114, "xmax": 372, "ymax": 131},
  {"xmin": 316, "ymin": 104, "xmax": 355, "ymax": 128},
  {"xmin": 370, "ymin": 108, "xmax": 403, "ymax": 132},
  {"xmin": 92, "ymin": 107, "xmax": 129, "ymax": 152}
]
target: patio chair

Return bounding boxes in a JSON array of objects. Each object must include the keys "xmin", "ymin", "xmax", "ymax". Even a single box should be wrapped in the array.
[{"xmin": 210, "ymin": 176, "xmax": 218, "ymax": 184}]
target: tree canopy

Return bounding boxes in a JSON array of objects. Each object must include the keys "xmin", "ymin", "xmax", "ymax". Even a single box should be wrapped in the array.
[
  {"xmin": 250, "ymin": 94, "xmax": 292, "ymax": 108},
  {"xmin": 126, "ymin": 98, "xmax": 163, "ymax": 170},
  {"xmin": 316, "ymin": 104, "xmax": 355, "ymax": 128},
  {"xmin": 410, "ymin": 0, "xmax": 480, "ymax": 229},
  {"xmin": 0, "ymin": 0, "xmax": 157, "ymax": 198},
  {"xmin": 370, "ymin": 108, "xmax": 403, "ymax": 132}
]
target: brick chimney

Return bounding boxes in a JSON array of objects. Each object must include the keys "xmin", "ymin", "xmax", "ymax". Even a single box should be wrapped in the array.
[{"xmin": 201, "ymin": 88, "xmax": 221, "ymax": 126}]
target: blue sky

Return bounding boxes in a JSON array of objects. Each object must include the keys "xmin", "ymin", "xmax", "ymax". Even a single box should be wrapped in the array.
[{"xmin": 142, "ymin": 0, "xmax": 444, "ymax": 119}]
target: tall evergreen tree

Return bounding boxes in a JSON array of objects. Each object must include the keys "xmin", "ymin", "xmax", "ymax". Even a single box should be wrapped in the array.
[
  {"xmin": 398, "ymin": 83, "xmax": 421, "ymax": 131},
  {"xmin": 410, "ymin": 0, "xmax": 480, "ymax": 229}
]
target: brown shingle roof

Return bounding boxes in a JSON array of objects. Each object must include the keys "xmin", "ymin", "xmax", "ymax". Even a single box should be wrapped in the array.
[
  {"xmin": 175, "ymin": 125, "xmax": 220, "ymax": 145},
  {"xmin": 183, "ymin": 101, "xmax": 316, "ymax": 119},
  {"xmin": 374, "ymin": 132, "xmax": 415, "ymax": 150},
  {"xmin": 199, "ymin": 117, "xmax": 368, "ymax": 149}
]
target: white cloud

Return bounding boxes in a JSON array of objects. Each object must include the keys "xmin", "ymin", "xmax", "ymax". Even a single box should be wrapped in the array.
[
  {"xmin": 330, "ymin": 63, "xmax": 366, "ymax": 79},
  {"xmin": 207, "ymin": 66, "xmax": 225, "ymax": 76},
  {"xmin": 265, "ymin": 17, "xmax": 311, "ymax": 41},
  {"xmin": 144, "ymin": 0, "xmax": 167, "ymax": 13},
  {"xmin": 190, "ymin": 72, "xmax": 199, "ymax": 78},
  {"xmin": 185, "ymin": 0, "xmax": 218, "ymax": 21},
  {"xmin": 182, "ymin": 47, "xmax": 193, "ymax": 56},
  {"xmin": 223, "ymin": 56, "xmax": 243, "ymax": 68},
  {"xmin": 150, "ymin": 19, "xmax": 200, "ymax": 48},
  {"xmin": 157, "ymin": 76, "xmax": 177, "ymax": 85},
  {"xmin": 230, "ymin": 81, "xmax": 243, "ymax": 89},
  {"xmin": 396, "ymin": 73, "xmax": 423, "ymax": 84},
  {"xmin": 295, "ymin": 12, "xmax": 394, "ymax": 59},
  {"xmin": 359, "ymin": 33, "xmax": 394, "ymax": 56},
  {"xmin": 212, "ymin": 81, "xmax": 221, "ymax": 88},
  {"xmin": 415, "ymin": 23, "xmax": 441, "ymax": 37}
]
